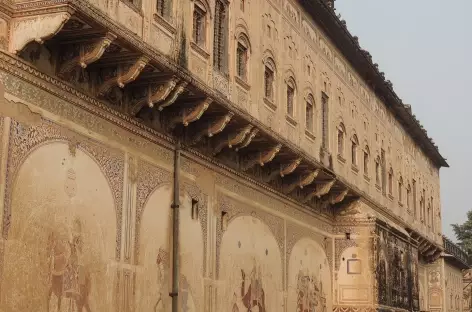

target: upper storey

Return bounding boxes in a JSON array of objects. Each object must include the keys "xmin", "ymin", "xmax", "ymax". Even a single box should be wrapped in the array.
[{"xmin": 3, "ymin": 0, "xmax": 444, "ymax": 250}]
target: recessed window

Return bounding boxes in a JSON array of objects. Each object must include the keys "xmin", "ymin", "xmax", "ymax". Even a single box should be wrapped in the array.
[
  {"xmin": 388, "ymin": 168, "xmax": 393, "ymax": 195},
  {"xmin": 363, "ymin": 146, "xmax": 370, "ymax": 176},
  {"xmin": 337, "ymin": 123, "xmax": 345, "ymax": 156},
  {"xmin": 192, "ymin": 3, "xmax": 206, "ymax": 47},
  {"xmin": 351, "ymin": 135, "xmax": 358, "ymax": 166},
  {"xmin": 407, "ymin": 184, "xmax": 412, "ymax": 209},
  {"xmin": 240, "ymin": 0, "xmax": 245, "ymax": 11},
  {"xmin": 236, "ymin": 42, "xmax": 248, "ymax": 80},
  {"xmin": 305, "ymin": 95, "xmax": 314, "ymax": 132},
  {"xmin": 264, "ymin": 63, "xmax": 275, "ymax": 100},
  {"xmin": 321, "ymin": 93, "xmax": 329, "ymax": 148},
  {"xmin": 375, "ymin": 158, "xmax": 380, "ymax": 186},
  {"xmin": 156, "ymin": 0, "xmax": 172, "ymax": 19},
  {"xmin": 214, "ymin": 0, "xmax": 228, "ymax": 72},
  {"xmin": 398, "ymin": 176, "xmax": 403, "ymax": 203},
  {"xmin": 286, "ymin": 83, "xmax": 295, "ymax": 117}
]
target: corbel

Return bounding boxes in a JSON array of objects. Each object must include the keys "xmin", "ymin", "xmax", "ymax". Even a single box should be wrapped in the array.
[
  {"xmin": 264, "ymin": 158, "xmax": 302, "ymax": 182},
  {"xmin": 283, "ymin": 169, "xmax": 320, "ymax": 194},
  {"xmin": 10, "ymin": 11, "xmax": 72, "ymax": 54},
  {"xmin": 168, "ymin": 98, "xmax": 212, "ymax": 130},
  {"xmin": 98, "ymin": 56, "xmax": 150, "ymax": 96},
  {"xmin": 130, "ymin": 76, "xmax": 180, "ymax": 115},
  {"xmin": 329, "ymin": 189, "xmax": 349, "ymax": 205},
  {"xmin": 303, "ymin": 179, "xmax": 336, "ymax": 203},
  {"xmin": 190, "ymin": 112, "xmax": 234, "ymax": 145},
  {"xmin": 336, "ymin": 198, "xmax": 361, "ymax": 217},
  {"xmin": 157, "ymin": 81, "xmax": 188, "ymax": 111},
  {"xmin": 58, "ymin": 32, "xmax": 117, "ymax": 78},
  {"xmin": 235, "ymin": 128, "xmax": 259, "ymax": 151},
  {"xmin": 242, "ymin": 144, "xmax": 283, "ymax": 171},
  {"xmin": 425, "ymin": 246, "xmax": 437, "ymax": 257},
  {"xmin": 213, "ymin": 124, "xmax": 254, "ymax": 155}
]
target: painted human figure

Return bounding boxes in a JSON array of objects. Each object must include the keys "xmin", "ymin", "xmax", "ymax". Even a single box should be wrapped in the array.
[
  {"xmin": 154, "ymin": 247, "xmax": 169, "ymax": 312},
  {"xmin": 240, "ymin": 265, "xmax": 266, "ymax": 312},
  {"xmin": 47, "ymin": 218, "xmax": 92, "ymax": 312}
]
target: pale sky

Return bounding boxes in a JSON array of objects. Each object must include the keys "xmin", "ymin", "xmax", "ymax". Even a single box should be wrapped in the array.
[{"xmin": 335, "ymin": 0, "xmax": 472, "ymax": 240}]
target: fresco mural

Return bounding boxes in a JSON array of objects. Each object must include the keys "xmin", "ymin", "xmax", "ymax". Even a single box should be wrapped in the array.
[
  {"xmin": 136, "ymin": 185, "xmax": 204, "ymax": 312},
  {"xmin": 287, "ymin": 238, "xmax": 331, "ymax": 312},
  {"xmin": 1, "ymin": 142, "xmax": 117, "ymax": 311},
  {"xmin": 218, "ymin": 215, "xmax": 283, "ymax": 312}
]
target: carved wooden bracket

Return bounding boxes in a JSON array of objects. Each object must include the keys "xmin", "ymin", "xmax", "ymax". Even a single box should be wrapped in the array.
[
  {"xmin": 213, "ymin": 124, "xmax": 254, "ymax": 155},
  {"xmin": 264, "ymin": 158, "xmax": 302, "ymax": 182},
  {"xmin": 58, "ymin": 32, "xmax": 117, "ymax": 78},
  {"xmin": 130, "ymin": 77, "xmax": 180, "ymax": 115},
  {"xmin": 98, "ymin": 56, "xmax": 150, "ymax": 96},
  {"xmin": 336, "ymin": 198, "xmax": 361, "ymax": 217},
  {"xmin": 283, "ymin": 169, "xmax": 320, "ymax": 194},
  {"xmin": 190, "ymin": 112, "xmax": 234, "ymax": 144},
  {"xmin": 242, "ymin": 144, "xmax": 283, "ymax": 171},
  {"xmin": 10, "ymin": 12, "xmax": 72, "ymax": 54},
  {"xmin": 168, "ymin": 98, "xmax": 212, "ymax": 130},
  {"xmin": 235, "ymin": 128, "xmax": 259, "ymax": 152},
  {"xmin": 329, "ymin": 189, "xmax": 349, "ymax": 205},
  {"xmin": 157, "ymin": 81, "xmax": 188, "ymax": 111},
  {"xmin": 303, "ymin": 179, "xmax": 336, "ymax": 203}
]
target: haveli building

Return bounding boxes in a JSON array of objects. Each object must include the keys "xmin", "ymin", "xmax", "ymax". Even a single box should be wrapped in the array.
[{"xmin": 0, "ymin": 0, "xmax": 457, "ymax": 311}]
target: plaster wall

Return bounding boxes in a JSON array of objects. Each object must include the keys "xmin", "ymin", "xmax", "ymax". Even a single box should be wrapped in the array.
[
  {"xmin": 0, "ymin": 70, "xmax": 375, "ymax": 311},
  {"xmin": 81, "ymin": 0, "xmax": 441, "ymax": 244}
]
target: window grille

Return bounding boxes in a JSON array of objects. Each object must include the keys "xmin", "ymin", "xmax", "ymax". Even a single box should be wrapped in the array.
[
  {"xmin": 305, "ymin": 98, "xmax": 314, "ymax": 131},
  {"xmin": 193, "ymin": 5, "xmax": 206, "ymax": 46},
  {"xmin": 213, "ymin": 1, "xmax": 227, "ymax": 72},
  {"xmin": 236, "ymin": 42, "xmax": 248, "ymax": 80},
  {"xmin": 264, "ymin": 66, "xmax": 274, "ymax": 99},
  {"xmin": 286, "ymin": 84, "xmax": 294, "ymax": 116}
]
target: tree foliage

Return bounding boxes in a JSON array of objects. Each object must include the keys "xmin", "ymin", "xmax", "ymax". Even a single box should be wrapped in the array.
[{"xmin": 452, "ymin": 210, "xmax": 472, "ymax": 254}]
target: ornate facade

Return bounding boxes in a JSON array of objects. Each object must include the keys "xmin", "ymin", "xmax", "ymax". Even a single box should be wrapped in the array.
[{"xmin": 0, "ymin": 0, "xmax": 451, "ymax": 311}]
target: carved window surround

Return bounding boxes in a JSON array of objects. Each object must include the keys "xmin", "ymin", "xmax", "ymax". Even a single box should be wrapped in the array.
[
  {"xmin": 153, "ymin": 13, "xmax": 176, "ymax": 35},
  {"xmin": 191, "ymin": 41, "xmax": 210, "ymax": 60},
  {"xmin": 263, "ymin": 97, "xmax": 276, "ymax": 111},
  {"xmin": 337, "ymin": 154, "xmax": 346, "ymax": 164},
  {"xmin": 121, "ymin": 0, "xmax": 144, "ymax": 15},
  {"xmin": 305, "ymin": 129, "xmax": 316, "ymax": 142},
  {"xmin": 235, "ymin": 75, "xmax": 250, "ymax": 91},
  {"xmin": 285, "ymin": 114, "xmax": 297, "ymax": 127}
]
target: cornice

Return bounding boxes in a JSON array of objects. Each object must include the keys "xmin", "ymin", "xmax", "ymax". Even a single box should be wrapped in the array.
[{"xmin": 299, "ymin": 0, "xmax": 448, "ymax": 168}]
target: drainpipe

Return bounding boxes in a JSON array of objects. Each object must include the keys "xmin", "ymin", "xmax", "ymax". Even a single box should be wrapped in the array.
[{"xmin": 170, "ymin": 140, "xmax": 181, "ymax": 312}]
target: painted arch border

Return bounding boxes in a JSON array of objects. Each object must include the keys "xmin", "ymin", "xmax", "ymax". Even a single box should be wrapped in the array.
[{"xmin": 3, "ymin": 118, "xmax": 125, "ymax": 260}]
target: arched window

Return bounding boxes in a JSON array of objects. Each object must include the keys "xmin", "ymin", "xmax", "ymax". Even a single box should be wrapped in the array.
[
  {"xmin": 351, "ymin": 134, "xmax": 359, "ymax": 166},
  {"xmin": 398, "ymin": 176, "xmax": 404, "ymax": 204},
  {"xmin": 407, "ymin": 184, "xmax": 412, "ymax": 210},
  {"xmin": 156, "ymin": 0, "xmax": 172, "ymax": 19},
  {"xmin": 214, "ymin": 0, "xmax": 228, "ymax": 73},
  {"xmin": 375, "ymin": 156, "xmax": 381, "ymax": 186},
  {"xmin": 427, "ymin": 202, "xmax": 432, "ymax": 228},
  {"xmin": 236, "ymin": 34, "xmax": 250, "ymax": 81},
  {"xmin": 286, "ymin": 77, "xmax": 296, "ymax": 117},
  {"xmin": 264, "ymin": 57, "xmax": 276, "ymax": 101},
  {"xmin": 192, "ymin": 1, "xmax": 208, "ymax": 47},
  {"xmin": 305, "ymin": 94, "xmax": 315, "ymax": 132},
  {"xmin": 337, "ymin": 123, "xmax": 345, "ymax": 156},
  {"xmin": 363, "ymin": 145, "xmax": 370, "ymax": 176},
  {"xmin": 388, "ymin": 167, "xmax": 393, "ymax": 196}
]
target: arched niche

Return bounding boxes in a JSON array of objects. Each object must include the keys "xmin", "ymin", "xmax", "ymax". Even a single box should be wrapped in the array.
[
  {"xmin": 287, "ymin": 237, "xmax": 332, "ymax": 312},
  {"xmin": 1, "ymin": 142, "xmax": 116, "ymax": 312},
  {"xmin": 135, "ymin": 184, "xmax": 204, "ymax": 312},
  {"xmin": 218, "ymin": 215, "xmax": 283, "ymax": 312}
]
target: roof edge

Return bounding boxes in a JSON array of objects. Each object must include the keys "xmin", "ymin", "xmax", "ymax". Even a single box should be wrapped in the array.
[{"xmin": 298, "ymin": 0, "xmax": 449, "ymax": 168}]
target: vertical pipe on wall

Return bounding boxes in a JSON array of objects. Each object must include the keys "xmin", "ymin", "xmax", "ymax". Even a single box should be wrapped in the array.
[{"xmin": 170, "ymin": 140, "xmax": 181, "ymax": 312}]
